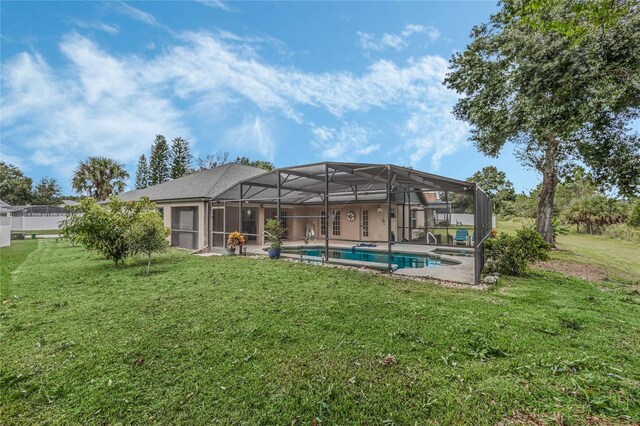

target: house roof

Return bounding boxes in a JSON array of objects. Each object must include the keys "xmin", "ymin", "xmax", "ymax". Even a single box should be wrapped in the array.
[
  {"xmin": 299, "ymin": 189, "xmax": 428, "ymax": 205},
  {"xmin": 118, "ymin": 163, "xmax": 267, "ymax": 202},
  {"xmin": 215, "ymin": 162, "xmax": 474, "ymax": 205}
]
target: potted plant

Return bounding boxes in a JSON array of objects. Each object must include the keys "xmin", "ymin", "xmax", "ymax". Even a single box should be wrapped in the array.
[
  {"xmin": 226, "ymin": 231, "xmax": 245, "ymax": 255},
  {"xmin": 264, "ymin": 218, "xmax": 285, "ymax": 259}
]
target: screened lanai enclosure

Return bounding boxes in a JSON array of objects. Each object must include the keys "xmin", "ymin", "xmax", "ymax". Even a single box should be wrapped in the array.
[{"xmin": 210, "ymin": 162, "xmax": 493, "ymax": 284}]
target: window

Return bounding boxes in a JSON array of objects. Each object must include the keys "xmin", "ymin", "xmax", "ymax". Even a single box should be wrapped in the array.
[
  {"xmin": 171, "ymin": 206, "xmax": 199, "ymax": 250},
  {"xmin": 332, "ymin": 210, "xmax": 340, "ymax": 236},
  {"xmin": 411, "ymin": 210, "xmax": 417, "ymax": 228},
  {"xmin": 362, "ymin": 209, "xmax": 369, "ymax": 237},
  {"xmin": 320, "ymin": 210, "xmax": 326, "ymax": 236},
  {"xmin": 157, "ymin": 207, "xmax": 164, "ymax": 219}
]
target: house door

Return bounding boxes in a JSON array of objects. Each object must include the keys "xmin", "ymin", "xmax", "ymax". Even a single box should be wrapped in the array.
[
  {"xmin": 360, "ymin": 208, "xmax": 369, "ymax": 240},
  {"xmin": 242, "ymin": 208, "xmax": 258, "ymax": 242},
  {"xmin": 210, "ymin": 207, "xmax": 225, "ymax": 247}
]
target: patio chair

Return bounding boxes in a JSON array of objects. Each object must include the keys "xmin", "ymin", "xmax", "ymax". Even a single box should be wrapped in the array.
[{"xmin": 453, "ymin": 229, "xmax": 470, "ymax": 246}]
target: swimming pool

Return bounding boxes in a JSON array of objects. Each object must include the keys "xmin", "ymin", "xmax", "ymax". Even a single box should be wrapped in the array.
[
  {"xmin": 431, "ymin": 248, "xmax": 474, "ymax": 257},
  {"xmin": 281, "ymin": 247, "xmax": 456, "ymax": 269}
]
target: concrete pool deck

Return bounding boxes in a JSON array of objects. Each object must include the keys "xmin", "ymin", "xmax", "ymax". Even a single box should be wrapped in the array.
[{"xmin": 203, "ymin": 241, "xmax": 476, "ymax": 285}]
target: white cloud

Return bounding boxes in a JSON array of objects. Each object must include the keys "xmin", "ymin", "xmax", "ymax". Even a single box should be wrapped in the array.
[
  {"xmin": 0, "ymin": 152, "xmax": 27, "ymax": 170},
  {"xmin": 224, "ymin": 116, "xmax": 275, "ymax": 160},
  {"xmin": 1, "ymin": 29, "xmax": 467, "ymax": 185},
  {"xmin": 68, "ymin": 19, "xmax": 120, "ymax": 35},
  {"xmin": 1, "ymin": 34, "xmax": 189, "ymax": 174},
  {"xmin": 195, "ymin": 0, "xmax": 233, "ymax": 12},
  {"xmin": 403, "ymin": 102, "xmax": 470, "ymax": 170},
  {"xmin": 310, "ymin": 123, "xmax": 380, "ymax": 160},
  {"xmin": 154, "ymin": 31, "xmax": 451, "ymax": 120},
  {"xmin": 114, "ymin": 2, "xmax": 161, "ymax": 27},
  {"xmin": 357, "ymin": 24, "xmax": 441, "ymax": 52}
]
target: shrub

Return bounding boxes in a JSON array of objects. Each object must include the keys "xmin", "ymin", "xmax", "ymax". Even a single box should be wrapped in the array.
[
  {"xmin": 61, "ymin": 197, "xmax": 130, "ymax": 266},
  {"xmin": 552, "ymin": 218, "xmax": 569, "ymax": 240},
  {"xmin": 60, "ymin": 196, "xmax": 168, "ymax": 267},
  {"xmin": 602, "ymin": 223, "xmax": 640, "ymax": 242},
  {"xmin": 126, "ymin": 210, "xmax": 170, "ymax": 274},
  {"xmin": 484, "ymin": 226, "xmax": 550, "ymax": 276},
  {"xmin": 563, "ymin": 195, "xmax": 628, "ymax": 234},
  {"xmin": 264, "ymin": 218, "xmax": 285, "ymax": 249},
  {"xmin": 226, "ymin": 231, "xmax": 245, "ymax": 249},
  {"xmin": 629, "ymin": 200, "xmax": 640, "ymax": 228}
]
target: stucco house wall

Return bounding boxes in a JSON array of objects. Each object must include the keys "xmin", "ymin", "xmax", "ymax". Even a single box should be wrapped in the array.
[{"xmin": 156, "ymin": 200, "xmax": 207, "ymax": 250}]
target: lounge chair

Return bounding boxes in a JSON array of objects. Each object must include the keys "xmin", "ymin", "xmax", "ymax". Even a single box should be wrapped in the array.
[{"xmin": 453, "ymin": 229, "xmax": 470, "ymax": 246}]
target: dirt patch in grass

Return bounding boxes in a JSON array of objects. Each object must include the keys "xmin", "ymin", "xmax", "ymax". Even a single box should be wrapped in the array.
[{"xmin": 533, "ymin": 260, "xmax": 609, "ymax": 282}]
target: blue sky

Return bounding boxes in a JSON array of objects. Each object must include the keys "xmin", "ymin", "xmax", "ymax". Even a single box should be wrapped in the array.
[{"xmin": 1, "ymin": 1, "xmax": 541, "ymax": 195}]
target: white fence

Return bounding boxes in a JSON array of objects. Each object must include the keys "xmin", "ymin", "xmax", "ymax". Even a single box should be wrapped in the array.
[
  {"xmin": 450, "ymin": 213, "xmax": 496, "ymax": 228},
  {"xmin": 451, "ymin": 213, "xmax": 496, "ymax": 228},
  {"xmin": 9, "ymin": 215, "xmax": 66, "ymax": 231},
  {"xmin": 0, "ymin": 217, "xmax": 11, "ymax": 247}
]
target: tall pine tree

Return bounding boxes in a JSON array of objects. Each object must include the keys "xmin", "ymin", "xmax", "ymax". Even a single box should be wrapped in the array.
[
  {"xmin": 170, "ymin": 137, "xmax": 192, "ymax": 179},
  {"xmin": 149, "ymin": 135, "xmax": 170, "ymax": 186},
  {"xmin": 135, "ymin": 154, "xmax": 150, "ymax": 189}
]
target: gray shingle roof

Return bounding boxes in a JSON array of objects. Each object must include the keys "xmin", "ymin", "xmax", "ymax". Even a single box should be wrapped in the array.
[{"xmin": 118, "ymin": 163, "xmax": 266, "ymax": 202}]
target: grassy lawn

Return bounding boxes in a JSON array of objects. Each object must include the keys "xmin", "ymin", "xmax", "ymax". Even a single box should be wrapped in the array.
[
  {"xmin": 497, "ymin": 219, "xmax": 640, "ymax": 283},
  {"xmin": 0, "ymin": 240, "xmax": 39, "ymax": 297},
  {"xmin": 1, "ymin": 240, "xmax": 639, "ymax": 424}
]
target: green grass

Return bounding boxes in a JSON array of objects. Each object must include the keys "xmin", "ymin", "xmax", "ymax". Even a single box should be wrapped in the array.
[
  {"xmin": 0, "ymin": 240, "xmax": 39, "ymax": 298},
  {"xmin": 497, "ymin": 219, "xmax": 640, "ymax": 282},
  {"xmin": 1, "ymin": 240, "xmax": 639, "ymax": 424}
]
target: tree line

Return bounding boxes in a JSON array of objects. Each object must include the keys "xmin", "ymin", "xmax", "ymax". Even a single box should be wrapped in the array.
[
  {"xmin": 0, "ymin": 162, "xmax": 63, "ymax": 205},
  {"xmin": 1, "ymin": 132, "xmax": 276, "ymax": 205},
  {"xmin": 470, "ymin": 165, "xmax": 640, "ymax": 240},
  {"xmin": 134, "ymin": 134, "xmax": 274, "ymax": 190}
]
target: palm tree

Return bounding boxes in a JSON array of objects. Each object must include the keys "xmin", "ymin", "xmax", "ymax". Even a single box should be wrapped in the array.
[{"xmin": 71, "ymin": 157, "xmax": 130, "ymax": 200}]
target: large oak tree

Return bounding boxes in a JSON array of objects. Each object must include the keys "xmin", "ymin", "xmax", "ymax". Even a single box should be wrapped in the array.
[{"xmin": 445, "ymin": 0, "xmax": 639, "ymax": 244}]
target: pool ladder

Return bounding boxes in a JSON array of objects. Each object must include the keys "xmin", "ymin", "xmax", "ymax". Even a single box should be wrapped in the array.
[{"xmin": 426, "ymin": 232, "xmax": 437, "ymax": 244}]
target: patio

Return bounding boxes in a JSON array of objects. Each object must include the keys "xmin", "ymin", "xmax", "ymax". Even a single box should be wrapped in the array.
[
  {"xmin": 204, "ymin": 240, "xmax": 476, "ymax": 284},
  {"xmin": 205, "ymin": 162, "xmax": 491, "ymax": 284}
]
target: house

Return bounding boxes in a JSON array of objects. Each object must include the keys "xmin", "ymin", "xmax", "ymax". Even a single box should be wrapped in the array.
[
  {"xmin": 0, "ymin": 200, "xmax": 75, "ymax": 231},
  {"xmin": 118, "ymin": 162, "xmax": 494, "ymax": 250},
  {"xmin": 119, "ymin": 162, "xmax": 492, "ymax": 274},
  {"xmin": 118, "ymin": 163, "xmax": 266, "ymax": 250}
]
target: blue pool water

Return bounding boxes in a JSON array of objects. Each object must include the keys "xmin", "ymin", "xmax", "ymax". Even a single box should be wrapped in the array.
[{"xmin": 285, "ymin": 248, "xmax": 448, "ymax": 269}]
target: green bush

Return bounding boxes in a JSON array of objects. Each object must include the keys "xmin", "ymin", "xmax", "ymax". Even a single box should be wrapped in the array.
[
  {"xmin": 264, "ymin": 218, "xmax": 285, "ymax": 249},
  {"xmin": 484, "ymin": 226, "xmax": 551, "ymax": 276},
  {"xmin": 563, "ymin": 195, "xmax": 628, "ymax": 234},
  {"xmin": 602, "ymin": 223, "xmax": 640, "ymax": 242},
  {"xmin": 61, "ymin": 196, "xmax": 169, "ymax": 267},
  {"xmin": 629, "ymin": 200, "xmax": 640, "ymax": 228},
  {"xmin": 126, "ymin": 210, "xmax": 170, "ymax": 273}
]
